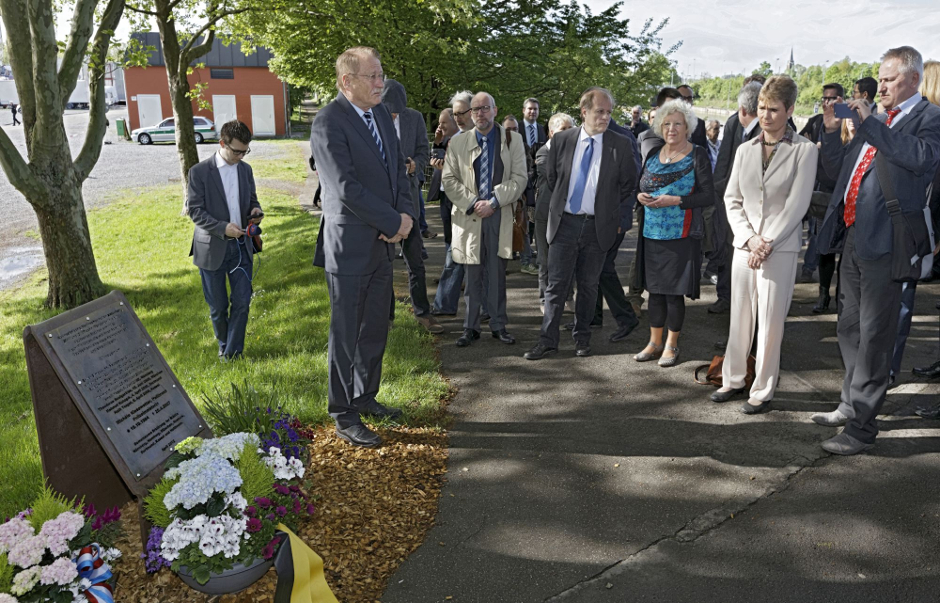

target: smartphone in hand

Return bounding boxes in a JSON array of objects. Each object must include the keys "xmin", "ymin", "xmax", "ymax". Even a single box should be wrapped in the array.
[{"xmin": 833, "ymin": 103, "xmax": 855, "ymax": 119}]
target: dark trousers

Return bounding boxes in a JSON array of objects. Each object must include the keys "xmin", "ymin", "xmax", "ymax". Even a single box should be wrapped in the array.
[
  {"xmin": 891, "ymin": 281, "xmax": 918, "ymax": 378},
  {"xmin": 464, "ymin": 209, "xmax": 507, "ymax": 332},
  {"xmin": 535, "ymin": 216, "xmax": 549, "ymax": 301},
  {"xmin": 835, "ymin": 226, "xmax": 903, "ymax": 444},
  {"xmin": 327, "ymin": 260, "xmax": 394, "ymax": 429},
  {"xmin": 540, "ymin": 213, "xmax": 607, "ymax": 348},
  {"xmin": 594, "ymin": 230, "xmax": 639, "ymax": 328},
  {"xmin": 390, "ymin": 221, "xmax": 431, "ymax": 320},
  {"xmin": 200, "ymin": 238, "xmax": 253, "ymax": 359}
]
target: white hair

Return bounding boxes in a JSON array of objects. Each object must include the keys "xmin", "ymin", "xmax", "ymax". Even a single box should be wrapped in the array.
[
  {"xmin": 652, "ymin": 99, "xmax": 698, "ymax": 140},
  {"xmin": 882, "ymin": 46, "xmax": 924, "ymax": 80},
  {"xmin": 449, "ymin": 90, "xmax": 473, "ymax": 107},
  {"xmin": 548, "ymin": 112, "xmax": 575, "ymax": 133},
  {"xmin": 737, "ymin": 81, "xmax": 762, "ymax": 116}
]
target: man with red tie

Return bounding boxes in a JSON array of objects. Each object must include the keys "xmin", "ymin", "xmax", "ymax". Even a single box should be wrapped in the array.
[{"xmin": 811, "ymin": 46, "xmax": 940, "ymax": 454}]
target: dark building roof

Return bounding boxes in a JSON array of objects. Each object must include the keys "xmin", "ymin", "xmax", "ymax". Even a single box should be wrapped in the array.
[{"xmin": 131, "ymin": 32, "xmax": 274, "ymax": 68}]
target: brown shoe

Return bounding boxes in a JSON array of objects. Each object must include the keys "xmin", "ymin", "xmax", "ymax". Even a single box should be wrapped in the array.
[{"xmin": 416, "ymin": 315, "xmax": 444, "ymax": 334}]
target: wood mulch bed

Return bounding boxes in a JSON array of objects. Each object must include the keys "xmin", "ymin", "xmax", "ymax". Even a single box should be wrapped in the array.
[{"xmin": 111, "ymin": 425, "xmax": 448, "ymax": 602}]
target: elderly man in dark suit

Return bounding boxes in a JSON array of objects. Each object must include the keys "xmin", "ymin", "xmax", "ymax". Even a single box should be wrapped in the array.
[
  {"xmin": 811, "ymin": 46, "xmax": 940, "ymax": 455},
  {"xmin": 310, "ymin": 46, "xmax": 416, "ymax": 448},
  {"xmin": 380, "ymin": 79, "xmax": 442, "ymax": 334},
  {"xmin": 525, "ymin": 87, "xmax": 637, "ymax": 360},
  {"xmin": 707, "ymin": 79, "xmax": 763, "ymax": 314},
  {"xmin": 187, "ymin": 119, "xmax": 262, "ymax": 361}
]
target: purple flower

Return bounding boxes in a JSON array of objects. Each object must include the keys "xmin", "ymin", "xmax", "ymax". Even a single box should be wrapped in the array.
[
  {"xmin": 266, "ymin": 513, "xmax": 276, "ymax": 521},
  {"xmin": 262, "ymin": 536, "xmax": 281, "ymax": 560},
  {"xmin": 142, "ymin": 526, "xmax": 171, "ymax": 573},
  {"xmin": 83, "ymin": 504, "xmax": 97, "ymax": 519},
  {"xmin": 246, "ymin": 518, "xmax": 263, "ymax": 533},
  {"xmin": 276, "ymin": 506, "xmax": 288, "ymax": 517},
  {"xmin": 273, "ymin": 484, "xmax": 290, "ymax": 496},
  {"xmin": 289, "ymin": 485, "xmax": 300, "ymax": 493},
  {"xmin": 245, "ymin": 505, "xmax": 258, "ymax": 516},
  {"xmin": 255, "ymin": 497, "xmax": 272, "ymax": 508},
  {"xmin": 293, "ymin": 499, "xmax": 303, "ymax": 514},
  {"xmin": 306, "ymin": 503, "xmax": 315, "ymax": 515}
]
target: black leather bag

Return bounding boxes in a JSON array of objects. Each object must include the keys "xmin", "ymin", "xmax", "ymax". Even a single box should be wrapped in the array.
[{"xmin": 877, "ymin": 155, "xmax": 931, "ymax": 282}]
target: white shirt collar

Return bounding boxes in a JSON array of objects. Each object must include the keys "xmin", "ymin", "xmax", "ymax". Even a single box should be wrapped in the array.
[
  {"xmin": 579, "ymin": 126, "xmax": 603, "ymax": 146},
  {"xmin": 889, "ymin": 93, "xmax": 920, "ymax": 117},
  {"xmin": 742, "ymin": 116, "xmax": 760, "ymax": 137},
  {"xmin": 215, "ymin": 152, "xmax": 236, "ymax": 169},
  {"xmin": 349, "ymin": 100, "xmax": 377, "ymax": 119},
  {"xmin": 524, "ymin": 119, "xmax": 537, "ymax": 127}
]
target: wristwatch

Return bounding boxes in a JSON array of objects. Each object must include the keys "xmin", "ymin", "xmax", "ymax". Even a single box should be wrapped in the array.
[{"xmin": 489, "ymin": 198, "xmax": 499, "ymax": 211}]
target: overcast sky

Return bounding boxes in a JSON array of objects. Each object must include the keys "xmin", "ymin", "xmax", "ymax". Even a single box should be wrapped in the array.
[{"xmin": 585, "ymin": 0, "xmax": 940, "ymax": 79}]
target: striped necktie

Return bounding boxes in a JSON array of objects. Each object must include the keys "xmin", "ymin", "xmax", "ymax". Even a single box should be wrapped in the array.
[
  {"xmin": 363, "ymin": 112, "xmax": 386, "ymax": 164},
  {"xmin": 479, "ymin": 137, "xmax": 490, "ymax": 200},
  {"xmin": 528, "ymin": 124, "xmax": 535, "ymax": 146}
]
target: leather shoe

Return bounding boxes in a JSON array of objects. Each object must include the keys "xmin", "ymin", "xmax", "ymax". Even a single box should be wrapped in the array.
[
  {"xmin": 431, "ymin": 308, "xmax": 457, "ymax": 317},
  {"xmin": 524, "ymin": 343, "xmax": 557, "ymax": 360},
  {"xmin": 820, "ymin": 432, "xmax": 873, "ymax": 455},
  {"xmin": 811, "ymin": 409, "xmax": 850, "ymax": 426},
  {"xmin": 812, "ymin": 292, "xmax": 831, "ymax": 314},
  {"xmin": 362, "ymin": 402, "xmax": 403, "ymax": 420},
  {"xmin": 609, "ymin": 320, "xmax": 639, "ymax": 343},
  {"xmin": 741, "ymin": 398, "xmax": 772, "ymax": 414},
  {"xmin": 575, "ymin": 343, "xmax": 591, "ymax": 357},
  {"xmin": 491, "ymin": 329, "xmax": 515, "ymax": 344},
  {"xmin": 913, "ymin": 359, "xmax": 940, "ymax": 378},
  {"xmin": 707, "ymin": 299, "xmax": 730, "ymax": 314},
  {"xmin": 456, "ymin": 329, "xmax": 480, "ymax": 347},
  {"xmin": 336, "ymin": 424, "xmax": 382, "ymax": 448},
  {"xmin": 416, "ymin": 316, "xmax": 445, "ymax": 334},
  {"xmin": 710, "ymin": 387, "xmax": 745, "ymax": 403}
]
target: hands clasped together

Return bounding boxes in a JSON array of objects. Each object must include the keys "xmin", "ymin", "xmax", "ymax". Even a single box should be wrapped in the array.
[
  {"xmin": 637, "ymin": 192, "xmax": 681, "ymax": 210},
  {"xmin": 379, "ymin": 213, "xmax": 414, "ymax": 244},
  {"xmin": 746, "ymin": 234, "xmax": 774, "ymax": 269}
]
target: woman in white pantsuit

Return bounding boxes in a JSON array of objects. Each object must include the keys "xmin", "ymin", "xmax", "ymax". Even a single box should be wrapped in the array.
[{"xmin": 712, "ymin": 75, "xmax": 818, "ymax": 413}]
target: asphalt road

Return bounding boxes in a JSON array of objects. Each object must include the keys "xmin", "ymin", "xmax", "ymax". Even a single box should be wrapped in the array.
[{"xmin": 383, "ymin": 215, "xmax": 940, "ymax": 603}]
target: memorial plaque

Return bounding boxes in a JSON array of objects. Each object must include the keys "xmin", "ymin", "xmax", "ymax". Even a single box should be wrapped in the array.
[{"xmin": 23, "ymin": 290, "xmax": 211, "ymax": 511}]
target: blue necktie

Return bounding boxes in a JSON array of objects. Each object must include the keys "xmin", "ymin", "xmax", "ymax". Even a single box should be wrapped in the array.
[
  {"xmin": 363, "ymin": 112, "xmax": 386, "ymax": 164},
  {"xmin": 568, "ymin": 138, "xmax": 594, "ymax": 214},
  {"xmin": 479, "ymin": 137, "xmax": 490, "ymax": 200},
  {"xmin": 528, "ymin": 124, "xmax": 535, "ymax": 146}
]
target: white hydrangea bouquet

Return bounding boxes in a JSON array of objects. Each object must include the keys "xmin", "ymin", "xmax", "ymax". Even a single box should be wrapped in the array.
[
  {"xmin": 142, "ymin": 432, "xmax": 311, "ymax": 587},
  {"xmin": 0, "ymin": 486, "xmax": 123, "ymax": 603}
]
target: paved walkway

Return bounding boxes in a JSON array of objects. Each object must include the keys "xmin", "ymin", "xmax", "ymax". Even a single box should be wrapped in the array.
[{"xmin": 383, "ymin": 211, "xmax": 940, "ymax": 602}]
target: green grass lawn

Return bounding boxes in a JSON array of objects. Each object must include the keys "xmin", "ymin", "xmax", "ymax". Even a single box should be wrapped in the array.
[{"xmin": 0, "ymin": 181, "xmax": 449, "ymax": 517}]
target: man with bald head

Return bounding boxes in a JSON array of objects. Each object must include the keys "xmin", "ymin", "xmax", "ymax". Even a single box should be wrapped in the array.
[{"xmin": 443, "ymin": 91, "xmax": 528, "ymax": 347}]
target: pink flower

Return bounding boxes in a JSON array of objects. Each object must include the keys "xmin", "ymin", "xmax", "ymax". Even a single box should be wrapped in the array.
[
  {"xmin": 8, "ymin": 535, "xmax": 45, "ymax": 568},
  {"xmin": 39, "ymin": 557, "xmax": 78, "ymax": 586}
]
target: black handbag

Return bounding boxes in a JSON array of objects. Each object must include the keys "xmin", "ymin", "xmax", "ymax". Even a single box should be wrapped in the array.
[{"xmin": 876, "ymin": 154, "xmax": 931, "ymax": 282}]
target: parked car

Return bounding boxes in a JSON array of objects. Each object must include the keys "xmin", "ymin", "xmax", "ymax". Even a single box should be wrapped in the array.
[{"xmin": 132, "ymin": 116, "xmax": 217, "ymax": 145}]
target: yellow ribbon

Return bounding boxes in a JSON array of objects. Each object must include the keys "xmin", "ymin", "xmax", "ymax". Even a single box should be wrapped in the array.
[{"xmin": 276, "ymin": 524, "xmax": 339, "ymax": 603}]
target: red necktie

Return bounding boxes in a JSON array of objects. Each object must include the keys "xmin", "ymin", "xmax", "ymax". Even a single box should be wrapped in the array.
[{"xmin": 844, "ymin": 108, "xmax": 901, "ymax": 227}]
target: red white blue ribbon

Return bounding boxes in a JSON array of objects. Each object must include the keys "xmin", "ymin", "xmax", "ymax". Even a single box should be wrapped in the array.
[{"xmin": 73, "ymin": 543, "xmax": 114, "ymax": 603}]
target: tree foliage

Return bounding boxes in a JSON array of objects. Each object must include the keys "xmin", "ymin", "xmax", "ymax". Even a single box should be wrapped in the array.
[
  {"xmin": 239, "ymin": 0, "xmax": 679, "ymax": 125},
  {"xmin": 694, "ymin": 57, "xmax": 880, "ymax": 112}
]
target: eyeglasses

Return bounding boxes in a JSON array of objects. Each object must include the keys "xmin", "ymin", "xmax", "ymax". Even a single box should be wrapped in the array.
[
  {"xmin": 470, "ymin": 105, "xmax": 493, "ymax": 114},
  {"xmin": 680, "ymin": 95, "xmax": 694, "ymax": 102},
  {"xmin": 454, "ymin": 108, "xmax": 471, "ymax": 117},
  {"xmin": 224, "ymin": 142, "xmax": 251, "ymax": 156},
  {"xmin": 350, "ymin": 72, "xmax": 385, "ymax": 82},
  {"xmin": 819, "ymin": 96, "xmax": 838, "ymax": 103}
]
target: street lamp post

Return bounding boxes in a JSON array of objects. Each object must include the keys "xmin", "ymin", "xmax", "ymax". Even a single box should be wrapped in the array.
[{"xmin": 822, "ymin": 59, "xmax": 829, "ymax": 90}]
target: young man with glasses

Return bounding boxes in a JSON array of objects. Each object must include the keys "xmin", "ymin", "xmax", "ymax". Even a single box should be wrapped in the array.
[{"xmin": 186, "ymin": 119, "xmax": 263, "ymax": 361}]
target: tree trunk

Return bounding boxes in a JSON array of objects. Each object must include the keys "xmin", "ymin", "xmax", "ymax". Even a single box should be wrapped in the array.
[
  {"xmin": 167, "ymin": 69, "xmax": 200, "ymax": 198},
  {"xmin": 34, "ymin": 161, "xmax": 107, "ymax": 308}
]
